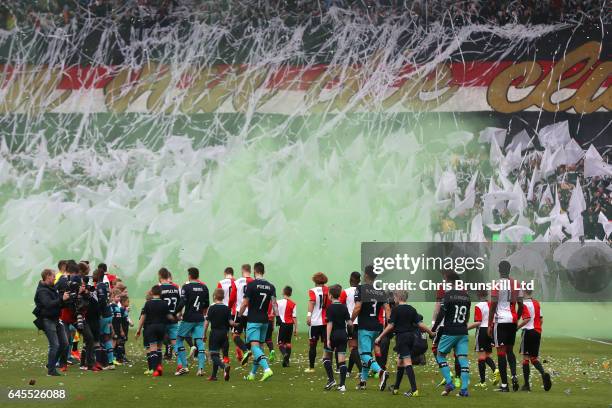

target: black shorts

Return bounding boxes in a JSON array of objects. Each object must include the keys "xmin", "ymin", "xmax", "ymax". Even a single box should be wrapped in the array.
[
  {"xmin": 309, "ymin": 325, "xmax": 326, "ymax": 343},
  {"xmin": 520, "ymin": 329, "xmax": 541, "ymax": 357},
  {"xmin": 265, "ymin": 320, "xmax": 274, "ymax": 341},
  {"xmin": 143, "ymin": 323, "xmax": 165, "ymax": 346},
  {"xmin": 209, "ymin": 329, "xmax": 228, "ymax": 353},
  {"xmin": 347, "ymin": 324, "xmax": 359, "ymax": 340},
  {"xmin": 394, "ymin": 331, "xmax": 415, "ymax": 358},
  {"xmin": 233, "ymin": 315, "xmax": 248, "ymax": 334},
  {"xmin": 475, "ymin": 327, "xmax": 493, "ymax": 353},
  {"xmin": 277, "ymin": 323, "xmax": 294, "ymax": 344},
  {"xmin": 327, "ymin": 330, "xmax": 347, "ymax": 353},
  {"xmin": 493, "ymin": 323, "xmax": 517, "ymax": 347}
]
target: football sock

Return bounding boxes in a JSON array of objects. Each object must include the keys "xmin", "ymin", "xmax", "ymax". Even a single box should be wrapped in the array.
[
  {"xmin": 458, "ymin": 356, "xmax": 470, "ymax": 391},
  {"xmin": 436, "ymin": 354, "xmax": 452, "ymax": 385},
  {"xmin": 498, "ymin": 351, "xmax": 508, "ymax": 385},
  {"xmin": 308, "ymin": 342, "xmax": 316, "ymax": 369},
  {"xmin": 485, "ymin": 356, "xmax": 496, "ymax": 371},
  {"xmin": 323, "ymin": 358, "xmax": 334, "ymax": 381},
  {"xmin": 175, "ymin": 341, "xmax": 187, "ymax": 367},
  {"xmin": 147, "ymin": 352, "xmax": 155, "ymax": 371},
  {"xmin": 222, "ymin": 337, "xmax": 229, "ymax": 358},
  {"xmin": 522, "ymin": 359, "xmax": 530, "ymax": 384},
  {"xmin": 104, "ymin": 340, "xmax": 114, "ymax": 364},
  {"xmin": 478, "ymin": 359, "xmax": 486, "ymax": 383},
  {"xmin": 507, "ymin": 349, "xmax": 517, "ymax": 377},
  {"xmin": 405, "ymin": 365, "xmax": 417, "ymax": 392},
  {"xmin": 195, "ymin": 338, "xmax": 206, "ymax": 370},
  {"xmin": 153, "ymin": 351, "xmax": 161, "ymax": 370},
  {"xmin": 454, "ymin": 356, "xmax": 461, "ymax": 378},
  {"xmin": 156, "ymin": 350, "xmax": 162, "ymax": 366},
  {"xmin": 285, "ymin": 343, "xmax": 292, "ymax": 360},
  {"xmin": 348, "ymin": 348, "xmax": 361, "ymax": 372},
  {"xmin": 266, "ymin": 340, "xmax": 274, "ymax": 352},
  {"xmin": 339, "ymin": 362, "xmax": 347, "ymax": 386},
  {"xmin": 252, "ymin": 345, "xmax": 270, "ymax": 371},
  {"xmin": 115, "ymin": 343, "xmax": 125, "ymax": 361},
  {"xmin": 378, "ymin": 337, "xmax": 390, "ymax": 369},
  {"xmin": 375, "ymin": 352, "xmax": 384, "ymax": 369},
  {"xmin": 234, "ymin": 335, "xmax": 248, "ymax": 352},
  {"xmin": 95, "ymin": 345, "xmax": 104, "ymax": 365},
  {"xmin": 212, "ymin": 353, "xmax": 225, "ymax": 377},
  {"xmin": 531, "ymin": 358, "xmax": 545, "ymax": 376},
  {"xmin": 394, "ymin": 365, "xmax": 404, "ymax": 388},
  {"xmin": 250, "ymin": 360, "xmax": 259, "ymax": 375},
  {"xmin": 72, "ymin": 341, "xmax": 79, "ymax": 352}
]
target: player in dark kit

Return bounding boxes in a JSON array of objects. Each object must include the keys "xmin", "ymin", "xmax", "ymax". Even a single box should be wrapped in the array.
[
  {"xmin": 205, "ymin": 288, "xmax": 234, "ymax": 381},
  {"xmin": 432, "ymin": 273, "xmax": 471, "ymax": 397},
  {"xmin": 323, "ymin": 284, "xmax": 352, "ymax": 392},
  {"xmin": 351, "ymin": 265, "xmax": 390, "ymax": 391},
  {"xmin": 136, "ymin": 285, "xmax": 174, "ymax": 377},
  {"xmin": 174, "ymin": 267, "xmax": 210, "ymax": 376},
  {"xmin": 238, "ymin": 262, "xmax": 277, "ymax": 382},
  {"xmin": 158, "ymin": 268, "xmax": 180, "ymax": 360},
  {"xmin": 376, "ymin": 291, "xmax": 434, "ymax": 398}
]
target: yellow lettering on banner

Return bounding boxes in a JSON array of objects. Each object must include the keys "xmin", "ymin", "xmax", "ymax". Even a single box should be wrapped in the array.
[
  {"xmin": 304, "ymin": 66, "xmax": 361, "ymax": 113},
  {"xmin": 572, "ymin": 61, "xmax": 612, "ymax": 113},
  {"xmin": 232, "ymin": 66, "xmax": 280, "ymax": 113},
  {"xmin": 488, "ymin": 41, "xmax": 611, "ymax": 113},
  {"xmin": 179, "ymin": 66, "xmax": 233, "ymax": 113},
  {"xmin": 104, "ymin": 62, "xmax": 164, "ymax": 113},
  {"xmin": 1, "ymin": 66, "xmax": 70, "ymax": 113},
  {"xmin": 381, "ymin": 64, "xmax": 457, "ymax": 110}
]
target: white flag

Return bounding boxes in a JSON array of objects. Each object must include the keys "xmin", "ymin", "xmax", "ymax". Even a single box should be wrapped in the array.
[{"xmin": 584, "ymin": 145, "xmax": 612, "ymax": 178}]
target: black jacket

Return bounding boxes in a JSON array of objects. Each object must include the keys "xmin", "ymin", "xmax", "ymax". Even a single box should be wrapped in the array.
[{"xmin": 34, "ymin": 281, "xmax": 63, "ymax": 320}]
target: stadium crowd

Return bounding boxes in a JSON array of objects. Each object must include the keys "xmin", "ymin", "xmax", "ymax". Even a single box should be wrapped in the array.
[
  {"xmin": 1, "ymin": 0, "xmax": 609, "ymax": 31},
  {"xmin": 430, "ymin": 124, "xmax": 612, "ymax": 244}
]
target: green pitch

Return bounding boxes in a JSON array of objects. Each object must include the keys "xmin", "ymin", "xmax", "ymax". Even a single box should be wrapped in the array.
[{"xmin": 0, "ymin": 329, "xmax": 611, "ymax": 408}]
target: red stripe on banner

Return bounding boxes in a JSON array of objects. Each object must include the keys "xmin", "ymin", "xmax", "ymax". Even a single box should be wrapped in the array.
[{"xmin": 0, "ymin": 61, "xmax": 610, "ymax": 90}]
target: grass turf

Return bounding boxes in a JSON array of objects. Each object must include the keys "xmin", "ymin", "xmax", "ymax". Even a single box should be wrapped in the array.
[{"xmin": 0, "ymin": 329, "xmax": 611, "ymax": 408}]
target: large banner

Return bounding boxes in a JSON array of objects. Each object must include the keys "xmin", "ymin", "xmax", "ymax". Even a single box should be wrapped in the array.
[{"xmin": 0, "ymin": 24, "xmax": 610, "ymax": 144}]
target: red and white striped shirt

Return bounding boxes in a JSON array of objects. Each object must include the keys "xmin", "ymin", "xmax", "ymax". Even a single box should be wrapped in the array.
[
  {"xmin": 277, "ymin": 298, "xmax": 297, "ymax": 324},
  {"xmin": 491, "ymin": 278, "xmax": 522, "ymax": 324},
  {"xmin": 521, "ymin": 299, "xmax": 542, "ymax": 333},
  {"xmin": 339, "ymin": 286, "xmax": 358, "ymax": 324},
  {"xmin": 474, "ymin": 301, "xmax": 490, "ymax": 328},
  {"xmin": 217, "ymin": 277, "xmax": 238, "ymax": 313},
  {"xmin": 308, "ymin": 286, "xmax": 329, "ymax": 326},
  {"xmin": 235, "ymin": 276, "xmax": 254, "ymax": 316}
]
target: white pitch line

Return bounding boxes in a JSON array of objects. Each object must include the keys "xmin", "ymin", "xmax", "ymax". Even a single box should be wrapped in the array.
[{"xmin": 570, "ymin": 336, "xmax": 612, "ymax": 346}]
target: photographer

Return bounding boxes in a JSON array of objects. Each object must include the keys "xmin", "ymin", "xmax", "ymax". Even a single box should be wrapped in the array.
[
  {"xmin": 34, "ymin": 269, "xmax": 70, "ymax": 376},
  {"xmin": 57, "ymin": 261, "xmax": 98, "ymax": 371},
  {"xmin": 56, "ymin": 260, "xmax": 80, "ymax": 370}
]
